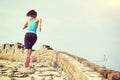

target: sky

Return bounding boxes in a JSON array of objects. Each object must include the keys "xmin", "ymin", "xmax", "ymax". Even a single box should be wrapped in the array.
[{"xmin": 0, "ymin": 0, "xmax": 120, "ymax": 71}]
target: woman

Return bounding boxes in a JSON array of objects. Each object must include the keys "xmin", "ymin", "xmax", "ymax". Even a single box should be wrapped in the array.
[{"xmin": 23, "ymin": 10, "xmax": 42, "ymax": 68}]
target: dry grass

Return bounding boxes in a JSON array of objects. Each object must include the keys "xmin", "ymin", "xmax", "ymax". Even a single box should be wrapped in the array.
[{"xmin": 0, "ymin": 53, "xmax": 21, "ymax": 62}]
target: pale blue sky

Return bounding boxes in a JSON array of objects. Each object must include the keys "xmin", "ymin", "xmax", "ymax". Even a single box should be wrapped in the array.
[{"xmin": 0, "ymin": 0, "xmax": 120, "ymax": 71}]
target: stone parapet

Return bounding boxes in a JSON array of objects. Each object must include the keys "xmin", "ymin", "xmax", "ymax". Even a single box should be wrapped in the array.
[
  {"xmin": 36, "ymin": 45, "xmax": 120, "ymax": 80},
  {"xmin": 0, "ymin": 42, "xmax": 24, "ymax": 61}
]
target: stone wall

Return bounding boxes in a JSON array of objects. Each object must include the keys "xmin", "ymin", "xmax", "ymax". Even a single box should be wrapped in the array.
[
  {"xmin": 34, "ymin": 45, "xmax": 120, "ymax": 80},
  {"xmin": 34, "ymin": 45, "xmax": 105, "ymax": 80},
  {"xmin": 0, "ymin": 42, "xmax": 24, "ymax": 61},
  {"xmin": 0, "ymin": 43, "xmax": 120, "ymax": 80}
]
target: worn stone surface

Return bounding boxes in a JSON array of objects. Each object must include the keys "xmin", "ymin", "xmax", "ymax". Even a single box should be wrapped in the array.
[
  {"xmin": 0, "ymin": 60, "xmax": 70, "ymax": 80},
  {"xmin": 0, "ymin": 43, "xmax": 120, "ymax": 80}
]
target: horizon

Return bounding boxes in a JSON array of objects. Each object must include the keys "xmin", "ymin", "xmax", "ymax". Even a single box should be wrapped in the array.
[{"xmin": 0, "ymin": 0, "xmax": 120, "ymax": 71}]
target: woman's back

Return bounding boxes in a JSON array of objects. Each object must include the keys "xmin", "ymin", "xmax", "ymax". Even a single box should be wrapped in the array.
[{"xmin": 27, "ymin": 18, "xmax": 38, "ymax": 34}]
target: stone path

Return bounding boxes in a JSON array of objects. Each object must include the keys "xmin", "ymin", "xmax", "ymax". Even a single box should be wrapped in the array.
[{"xmin": 0, "ymin": 60, "xmax": 70, "ymax": 80}]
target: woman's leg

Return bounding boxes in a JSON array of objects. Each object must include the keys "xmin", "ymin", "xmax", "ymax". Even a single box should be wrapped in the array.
[
  {"xmin": 25, "ymin": 49, "xmax": 32, "ymax": 68},
  {"xmin": 24, "ymin": 33, "xmax": 37, "ymax": 68}
]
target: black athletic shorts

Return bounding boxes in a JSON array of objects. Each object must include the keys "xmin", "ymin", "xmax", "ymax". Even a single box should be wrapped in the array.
[{"xmin": 24, "ymin": 32, "xmax": 37, "ymax": 49}]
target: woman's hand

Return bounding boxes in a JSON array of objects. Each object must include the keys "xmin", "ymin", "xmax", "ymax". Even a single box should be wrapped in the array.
[
  {"xmin": 39, "ymin": 18, "xmax": 42, "ymax": 32},
  {"xmin": 39, "ymin": 27, "xmax": 41, "ymax": 32}
]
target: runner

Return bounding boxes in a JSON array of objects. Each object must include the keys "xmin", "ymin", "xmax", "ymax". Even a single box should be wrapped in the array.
[{"xmin": 23, "ymin": 9, "xmax": 42, "ymax": 68}]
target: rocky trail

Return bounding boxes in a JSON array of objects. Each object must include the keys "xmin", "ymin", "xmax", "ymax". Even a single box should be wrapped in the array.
[{"xmin": 0, "ymin": 60, "xmax": 70, "ymax": 80}]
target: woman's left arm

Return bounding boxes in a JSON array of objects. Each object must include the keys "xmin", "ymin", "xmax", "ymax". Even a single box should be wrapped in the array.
[{"xmin": 38, "ymin": 18, "xmax": 42, "ymax": 32}]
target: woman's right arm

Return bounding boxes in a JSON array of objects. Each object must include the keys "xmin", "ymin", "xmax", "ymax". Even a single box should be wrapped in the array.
[{"xmin": 23, "ymin": 20, "xmax": 28, "ymax": 29}]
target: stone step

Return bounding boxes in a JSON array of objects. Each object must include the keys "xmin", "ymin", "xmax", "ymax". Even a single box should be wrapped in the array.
[{"xmin": 0, "ymin": 60, "xmax": 69, "ymax": 80}]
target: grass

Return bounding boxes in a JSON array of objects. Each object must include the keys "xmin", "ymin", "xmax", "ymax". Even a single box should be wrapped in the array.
[{"xmin": 0, "ymin": 53, "xmax": 21, "ymax": 62}]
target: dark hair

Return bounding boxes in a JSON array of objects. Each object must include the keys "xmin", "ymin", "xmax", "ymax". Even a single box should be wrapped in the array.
[{"xmin": 26, "ymin": 10, "xmax": 37, "ymax": 16}]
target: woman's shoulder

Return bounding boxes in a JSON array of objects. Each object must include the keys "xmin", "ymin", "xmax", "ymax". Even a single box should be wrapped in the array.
[
  {"xmin": 36, "ymin": 17, "xmax": 42, "ymax": 21},
  {"xmin": 35, "ymin": 18, "xmax": 42, "ymax": 23},
  {"xmin": 25, "ymin": 19, "xmax": 29, "ymax": 23}
]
